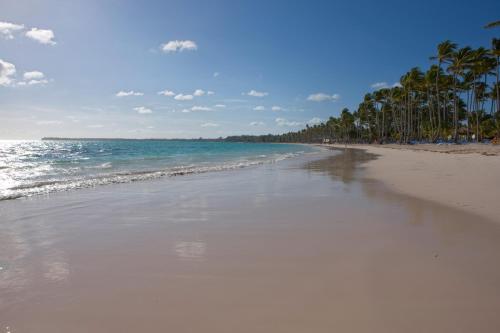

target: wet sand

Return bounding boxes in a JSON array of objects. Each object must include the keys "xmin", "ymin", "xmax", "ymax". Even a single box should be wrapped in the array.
[{"xmin": 1, "ymin": 148, "xmax": 500, "ymax": 332}]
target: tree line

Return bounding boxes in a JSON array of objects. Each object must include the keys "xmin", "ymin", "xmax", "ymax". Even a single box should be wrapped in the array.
[{"xmin": 227, "ymin": 22, "xmax": 499, "ymax": 144}]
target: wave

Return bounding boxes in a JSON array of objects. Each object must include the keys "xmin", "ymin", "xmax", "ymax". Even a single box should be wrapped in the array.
[
  {"xmin": 0, "ymin": 151, "xmax": 303, "ymax": 201},
  {"xmin": 93, "ymin": 162, "xmax": 112, "ymax": 169}
]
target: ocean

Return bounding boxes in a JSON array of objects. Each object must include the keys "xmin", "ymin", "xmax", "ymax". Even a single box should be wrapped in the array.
[{"xmin": 0, "ymin": 140, "xmax": 314, "ymax": 200}]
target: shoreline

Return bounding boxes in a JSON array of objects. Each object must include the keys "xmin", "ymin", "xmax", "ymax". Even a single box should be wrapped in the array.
[{"xmin": 321, "ymin": 143, "xmax": 500, "ymax": 223}]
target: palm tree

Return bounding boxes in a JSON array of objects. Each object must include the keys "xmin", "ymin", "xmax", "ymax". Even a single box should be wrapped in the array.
[
  {"xmin": 485, "ymin": 22, "xmax": 500, "ymax": 138},
  {"xmin": 361, "ymin": 93, "xmax": 375, "ymax": 142},
  {"xmin": 390, "ymin": 86, "xmax": 404, "ymax": 142},
  {"xmin": 373, "ymin": 90, "xmax": 384, "ymax": 140},
  {"xmin": 470, "ymin": 48, "xmax": 495, "ymax": 141},
  {"xmin": 431, "ymin": 41, "xmax": 457, "ymax": 139},
  {"xmin": 340, "ymin": 108, "xmax": 354, "ymax": 143},
  {"xmin": 461, "ymin": 71, "xmax": 475, "ymax": 140},
  {"xmin": 448, "ymin": 47, "xmax": 473, "ymax": 142},
  {"xmin": 424, "ymin": 66, "xmax": 440, "ymax": 140}
]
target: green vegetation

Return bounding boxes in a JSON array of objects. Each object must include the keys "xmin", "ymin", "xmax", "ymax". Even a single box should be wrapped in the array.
[{"xmin": 228, "ymin": 23, "xmax": 500, "ymax": 144}]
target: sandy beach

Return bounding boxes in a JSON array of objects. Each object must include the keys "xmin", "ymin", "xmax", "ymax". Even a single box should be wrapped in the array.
[
  {"xmin": 2, "ymin": 0, "xmax": 500, "ymax": 331},
  {"xmin": 325, "ymin": 144, "xmax": 500, "ymax": 223},
  {"xmin": 1, "ymin": 147, "xmax": 500, "ymax": 332}
]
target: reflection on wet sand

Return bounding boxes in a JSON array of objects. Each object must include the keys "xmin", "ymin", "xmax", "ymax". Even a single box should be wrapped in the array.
[
  {"xmin": 0, "ymin": 213, "xmax": 70, "ymax": 297},
  {"xmin": 174, "ymin": 241, "xmax": 206, "ymax": 260},
  {"xmin": 303, "ymin": 147, "xmax": 378, "ymax": 183}
]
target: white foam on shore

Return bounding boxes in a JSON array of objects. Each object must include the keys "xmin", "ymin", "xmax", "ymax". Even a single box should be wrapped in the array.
[{"xmin": 0, "ymin": 151, "xmax": 306, "ymax": 201}]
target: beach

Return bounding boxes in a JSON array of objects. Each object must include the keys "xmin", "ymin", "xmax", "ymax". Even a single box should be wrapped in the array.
[
  {"xmin": 325, "ymin": 144, "xmax": 500, "ymax": 222},
  {"xmin": 2, "ymin": 0, "xmax": 500, "ymax": 331},
  {"xmin": 1, "ymin": 147, "xmax": 500, "ymax": 332}
]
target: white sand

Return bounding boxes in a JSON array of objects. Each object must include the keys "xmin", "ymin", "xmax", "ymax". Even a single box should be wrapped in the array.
[{"xmin": 328, "ymin": 144, "xmax": 500, "ymax": 223}]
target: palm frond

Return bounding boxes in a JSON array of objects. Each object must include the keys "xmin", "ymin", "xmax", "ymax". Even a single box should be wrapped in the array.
[{"xmin": 484, "ymin": 20, "xmax": 500, "ymax": 29}]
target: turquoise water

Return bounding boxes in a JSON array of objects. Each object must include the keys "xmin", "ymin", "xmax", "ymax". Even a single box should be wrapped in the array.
[{"xmin": 0, "ymin": 140, "xmax": 314, "ymax": 200}]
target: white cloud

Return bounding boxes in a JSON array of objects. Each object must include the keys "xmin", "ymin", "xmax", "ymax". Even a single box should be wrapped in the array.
[
  {"xmin": 36, "ymin": 120, "xmax": 63, "ymax": 125},
  {"xmin": 253, "ymin": 106, "xmax": 265, "ymax": 111},
  {"xmin": 23, "ymin": 71, "xmax": 44, "ymax": 80},
  {"xmin": 116, "ymin": 90, "xmax": 144, "ymax": 97},
  {"xmin": 307, "ymin": 93, "xmax": 340, "ymax": 102},
  {"xmin": 192, "ymin": 89, "xmax": 214, "ymax": 96},
  {"xmin": 214, "ymin": 104, "xmax": 226, "ymax": 108},
  {"xmin": 371, "ymin": 82, "xmax": 388, "ymax": 89},
  {"xmin": 250, "ymin": 121, "xmax": 265, "ymax": 126},
  {"xmin": 88, "ymin": 124, "xmax": 104, "ymax": 128},
  {"xmin": 271, "ymin": 106, "xmax": 282, "ymax": 111},
  {"xmin": 174, "ymin": 94, "xmax": 194, "ymax": 101},
  {"xmin": 158, "ymin": 89, "xmax": 175, "ymax": 96},
  {"xmin": 13, "ymin": 71, "xmax": 48, "ymax": 86},
  {"xmin": 15, "ymin": 70, "xmax": 50, "ymax": 86},
  {"xmin": 134, "ymin": 106, "xmax": 152, "ymax": 114},
  {"xmin": 308, "ymin": 117, "xmax": 323, "ymax": 125},
  {"xmin": 25, "ymin": 28, "xmax": 56, "ymax": 45},
  {"xmin": 24, "ymin": 79, "xmax": 49, "ymax": 86},
  {"xmin": 191, "ymin": 106, "xmax": 212, "ymax": 112},
  {"xmin": 247, "ymin": 89, "xmax": 268, "ymax": 97},
  {"xmin": 275, "ymin": 117, "xmax": 302, "ymax": 127},
  {"xmin": 0, "ymin": 21, "xmax": 24, "ymax": 40},
  {"xmin": 201, "ymin": 122, "xmax": 219, "ymax": 127},
  {"xmin": 213, "ymin": 72, "xmax": 220, "ymax": 78},
  {"xmin": 0, "ymin": 59, "xmax": 16, "ymax": 86},
  {"xmin": 371, "ymin": 82, "xmax": 401, "ymax": 89},
  {"xmin": 193, "ymin": 89, "xmax": 205, "ymax": 96},
  {"xmin": 181, "ymin": 109, "xmax": 191, "ymax": 113},
  {"xmin": 161, "ymin": 40, "xmax": 197, "ymax": 53}
]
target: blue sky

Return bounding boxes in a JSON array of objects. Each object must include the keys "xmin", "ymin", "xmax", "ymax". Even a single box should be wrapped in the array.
[{"xmin": 1, "ymin": 0, "xmax": 499, "ymax": 139}]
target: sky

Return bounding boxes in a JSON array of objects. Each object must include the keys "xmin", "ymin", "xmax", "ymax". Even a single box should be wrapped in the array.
[{"xmin": 1, "ymin": 0, "xmax": 499, "ymax": 139}]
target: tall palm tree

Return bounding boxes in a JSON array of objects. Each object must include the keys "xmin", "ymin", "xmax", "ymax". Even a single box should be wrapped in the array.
[
  {"xmin": 461, "ymin": 71, "xmax": 475, "ymax": 140},
  {"xmin": 448, "ymin": 47, "xmax": 473, "ymax": 142},
  {"xmin": 485, "ymin": 20, "xmax": 500, "ymax": 138},
  {"xmin": 373, "ymin": 90, "xmax": 384, "ymax": 140},
  {"xmin": 340, "ymin": 108, "xmax": 354, "ymax": 143},
  {"xmin": 390, "ymin": 86, "xmax": 404, "ymax": 141},
  {"xmin": 431, "ymin": 41, "xmax": 457, "ymax": 138},
  {"xmin": 470, "ymin": 48, "xmax": 495, "ymax": 141},
  {"xmin": 424, "ymin": 66, "xmax": 440, "ymax": 140}
]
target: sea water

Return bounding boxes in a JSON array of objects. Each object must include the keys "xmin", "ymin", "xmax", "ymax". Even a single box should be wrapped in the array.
[{"xmin": 0, "ymin": 140, "xmax": 314, "ymax": 200}]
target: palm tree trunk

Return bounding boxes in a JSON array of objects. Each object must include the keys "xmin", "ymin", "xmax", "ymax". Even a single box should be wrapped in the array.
[
  {"xmin": 428, "ymin": 87, "xmax": 435, "ymax": 141},
  {"xmin": 453, "ymin": 75, "xmax": 459, "ymax": 142},
  {"xmin": 436, "ymin": 61, "xmax": 442, "ymax": 139},
  {"xmin": 467, "ymin": 81, "xmax": 472, "ymax": 141},
  {"xmin": 496, "ymin": 55, "xmax": 500, "ymax": 139}
]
